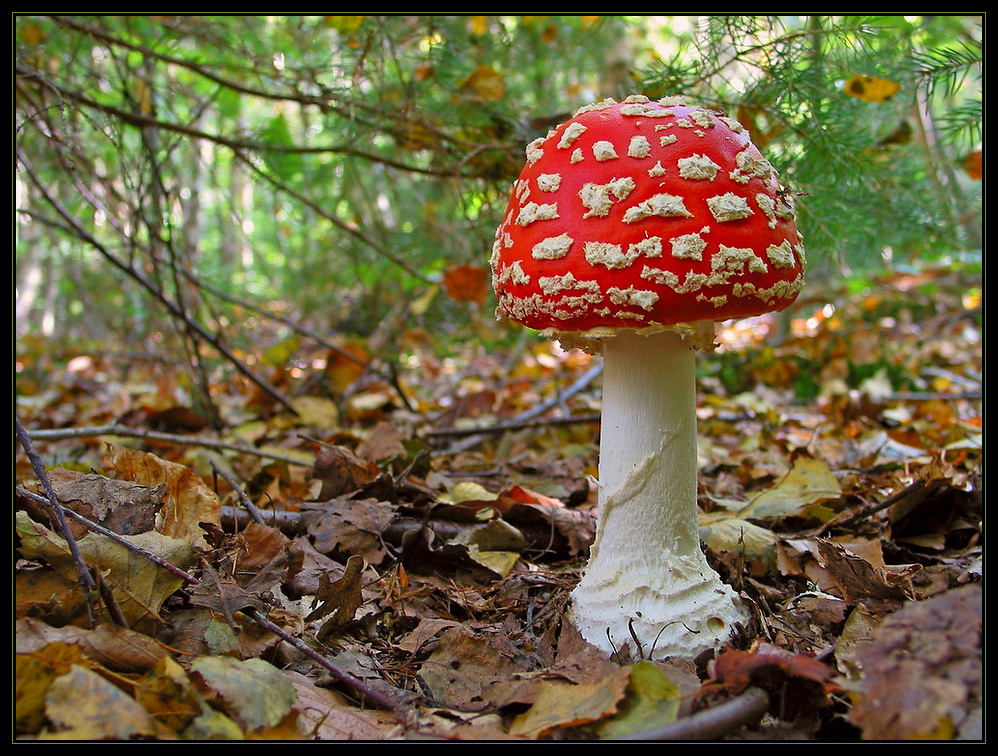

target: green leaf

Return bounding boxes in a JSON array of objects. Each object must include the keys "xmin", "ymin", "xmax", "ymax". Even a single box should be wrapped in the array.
[
  {"xmin": 189, "ymin": 657, "xmax": 297, "ymax": 733},
  {"xmin": 594, "ymin": 661, "xmax": 683, "ymax": 739}
]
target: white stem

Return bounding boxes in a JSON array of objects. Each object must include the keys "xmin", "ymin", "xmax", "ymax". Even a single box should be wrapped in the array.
[{"xmin": 569, "ymin": 327, "xmax": 744, "ymax": 659}]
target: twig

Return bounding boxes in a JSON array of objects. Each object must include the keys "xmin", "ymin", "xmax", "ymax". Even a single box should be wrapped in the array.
[
  {"xmin": 16, "ymin": 417, "xmax": 98, "ymax": 622},
  {"xmin": 210, "ymin": 461, "xmax": 268, "ymax": 526},
  {"xmin": 241, "ymin": 606, "xmax": 417, "ymax": 724},
  {"xmin": 424, "ymin": 412, "xmax": 600, "ymax": 439},
  {"xmin": 814, "ymin": 477, "xmax": 930, "ymax": 536},
  {"xmin": 16, "ymin": 487, "xmax": 200, "ymax": 584},
  {"xmin": 15, "ymin": 148, "xmax": 296, "ymax": 414},
  {"xmin": 883, "ymin": 390, "xmax": 981, "ymax": 401},
  {"xmin": 620, "ymin": 687, "xmax": 770, "ymax": 741},
  {"xmin": 25, "ymin": 423, "xmax": 312, "ymax": 466},
  {"xmin": 437, "ymin": 362, "xmax": 603, "ymax": 454}
]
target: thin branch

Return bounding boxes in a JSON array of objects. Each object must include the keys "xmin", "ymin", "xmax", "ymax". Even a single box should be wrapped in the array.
[
  {"xmin": 620, "ymin": 687, "xmax": 770, "ymax": 741},
  {"xmin": 15, "ymin": 417, "xmax": 99, "ymax": 621},
  {"xmin": 210, "ymin": 461, "xmax": 268, "ymax": 526},
  {"xmin": 15, "ymin": 148, "xmax": 297, "ymax": 415},
  {"xmin": 436, "ymin": 362, "xmax": 603, "ymax": 454},
  {"xmin": 24, "ymin": 423, "xmax": 312, "ymax": 467}
]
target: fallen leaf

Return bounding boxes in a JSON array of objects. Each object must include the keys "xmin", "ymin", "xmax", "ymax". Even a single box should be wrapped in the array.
[
  {"xmin": 133, "ymin": 656, "xmax": 203, "ymax": 733},
  {"xmin": 16, "ymin": 510, "xmax": 195, "ymax": 630},
  {"xmin": 44, "ymin": 467, "xmax": 165, "ymax": 538},
  {"xmin": 594, "ymin": 661, "xmax": 683, "ymax": 739},
  {"xmin": 700, "ymin": 516, "xmax": 777, "ymax": 575},
  {"xmin": 419, "ymin": 626, "xmax": 539, "ymax": 712},
  {"xmin": 508, "ymin": 665, "xmax": 631, "ymax": 739},
  {"xmin": 189, "ymin": 656, "xmax": 298, "ymax": 734},
  {"xmin": 286, "ymin": 670, "xmax": 400, "ymax": 740},
  {"xmin": 312, "ymin": 445, "xmax": 379, "ymax": 499},
  {"xmin": 307, "ymin": 554, "xmax": 366, "ymax": 634},
  {"xmin": 816, "ymin": 539, "xmax": 909, "ymax": 602},
  {"xmin": 44, "ymin": 664, "xmax": 161, "ymax": 740},
  {"xmin": 300, "ymin": 497, "xmax": 394, "ymax": 565},
  {"xmin": 848, "ymin": 584, "xmax": 981, "ymax": 740},
  {"xmin": 442, "ymin": 265, "xmax": 490, "ymax": 305},
  {"xmin": 290, "ymin": 396, "xmax": 340, "ymax": 429},
  {"xmin": 15, "ymin": 642, "xmax": 90, "ymax": 735},
  {"xmin": 102, "ymin": 444, "xmax": 221, "ymax": 548},
  {"xmin": 737, "ymin": 456, "xmax": 843, "ymax": 521}
]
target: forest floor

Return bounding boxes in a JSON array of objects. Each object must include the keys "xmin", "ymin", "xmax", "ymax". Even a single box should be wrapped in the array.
[{"xmin": 15, "ymin": 266, "xmax": 982, "ymax": 741}]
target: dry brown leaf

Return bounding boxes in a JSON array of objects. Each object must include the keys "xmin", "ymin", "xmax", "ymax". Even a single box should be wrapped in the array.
[
  {"xmin": 102, "ymin": 444, "xmax": 221, "ymax": 547},
  {"xmin": 307, "ymin": 554, "xmax": 366, "ymax": 634},
  {"xmin": 286, "ymin": 670, "xmax": 401, "ymax": 740},
  {"xmin": 300, "ymin": 497, "xmax": 395, "ymax": 565},
  {"xmin": 508, "ymin": 665, "xmax": 632, "ymax": 739},
  {"xmin": 312, "ymin": 444, "xmax": 380, "ymax": 499},
  {"xmin": 44, "ymin": 467, "xmax": 165, "ymax": 538},
  {"xmin": 16, "ymin": 618, "xmax": 170, "ymax": 675},
  {"xmin": 419, "ymin": 625, "xmax": 540, "ymax": 712},
  {"xmin": 848, "ymin": 584, "xmax": 982, "ymax": 740}
]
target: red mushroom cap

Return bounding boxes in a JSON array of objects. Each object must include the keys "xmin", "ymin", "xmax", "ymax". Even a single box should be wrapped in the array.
[{"xmin": 490, "ymin": 95, "xmax": 806, "ymax": 339}]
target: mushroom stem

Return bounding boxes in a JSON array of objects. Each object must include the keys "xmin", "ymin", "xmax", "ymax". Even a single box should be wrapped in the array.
[{"xmin": 569, "ymin": 326, "xmax": 745, "ymax": 660}]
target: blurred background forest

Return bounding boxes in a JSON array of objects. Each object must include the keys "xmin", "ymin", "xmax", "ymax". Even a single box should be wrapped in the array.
[{"xmin": 15, "ymin": 15, "xmax": 982, "ymax": 430}]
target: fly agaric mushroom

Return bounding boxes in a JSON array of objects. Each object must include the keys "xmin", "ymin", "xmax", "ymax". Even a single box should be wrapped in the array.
[{"xmin": 490, "ymin": 95, "xmax": 805, "ymax": 660}]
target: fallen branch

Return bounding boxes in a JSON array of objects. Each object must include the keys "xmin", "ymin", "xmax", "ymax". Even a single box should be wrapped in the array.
[
  {"xmin": 621, "ymin": 686, "xmax": 770, "ymax": 741},
  {"xmin": 25, "ymin": 423, "xmax": 312, "ymax": 467},
  {"xmin": 15, "ymin": 417, "xmax": 98, "ymax": 620},
  {"xmin": 435, "ymin": 362, "xmax": 602, "ymax": 454}
]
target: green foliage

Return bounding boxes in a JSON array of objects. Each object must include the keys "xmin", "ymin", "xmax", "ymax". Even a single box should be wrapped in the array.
[{"xmin": 15, "ymin": 15, "xmax": 981, "ymax": 360}]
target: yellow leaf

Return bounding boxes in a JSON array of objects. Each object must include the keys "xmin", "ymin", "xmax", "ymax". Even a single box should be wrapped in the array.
[
  {"xmin": 700, "ymin": 516, "xmax": 778, "ymax": 573},
  {"xmin": 16, "ymin": 511, "xmax": 195, "ymax": 629},
  {"xmin": 290, "ymin": 395, "xmax": 340, "ymax": 429},
  {"xmin": 133, "ymin": 657, "xmax": 202, "ymax": 732},
  {"xmin": 44, "ymin": 665, "xmax": 161, "ymax": 740},
  {"xmin": 262, "ymin": 334, "xmax": 300, "ymax": 367},
  {"xmin": 439, "ymin": 480, "xmax": 498, "ymax": 505},
  {"xmin": 460, "ymin": 64, "xmax": 506, "ymax": 102},
  {"xmin": 738, "ymin": 456, "xmax": 843, "ymax": 521},
  {"xmin": 409, "ymin": 285, "xmax": 439, "ymax": 316},
  {"xmin": 468, "ymin": 16, "xmax": 489, "ymax": 35},
  {"xmin": 844, "ymin": 74, "xmax": 901, "ymax": 102},
  {"xmin": 15, "ymin": 643, "xmax": 89, "ymax": 735},
  {"xmin": 509, "ymin": 667, "xmax": 631, "ymax": 739},
  {"xmin": 594, "ymin": 661, "xmax": 682, "ymax": 739}
]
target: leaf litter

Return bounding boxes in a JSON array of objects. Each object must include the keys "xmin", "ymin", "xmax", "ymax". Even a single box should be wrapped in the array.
[{"xmin": 15, "ymin": 271, "xmax": 982, "ymax": 741}]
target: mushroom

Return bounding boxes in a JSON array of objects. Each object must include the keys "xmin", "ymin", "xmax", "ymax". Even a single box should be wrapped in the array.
[{"xmin": 489, "ymin": 95, "xmax": 805, "ymax": 660}]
